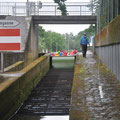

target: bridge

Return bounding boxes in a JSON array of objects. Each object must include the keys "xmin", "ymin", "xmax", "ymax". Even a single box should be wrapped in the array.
[
  {"xmin": 0, "ymin": 2, "xmax": 95, "ymax": 16},
  {"xmin": 32, "ymin": 15, "xmax": 96, "ymax": 24},
  {"xmin": 0, "ymin": 2, "xmax": 97, "ymax": 24},
  {"xmin": 0, "ymin": 1, "xmax": 120, "ymax": 120}
]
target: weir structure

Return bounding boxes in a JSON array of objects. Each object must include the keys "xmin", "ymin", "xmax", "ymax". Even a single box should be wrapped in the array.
[
  {"xmin": 1, "ymin": 1, "xmax": 120, "ymax": 120},
  {"xmin": 0, "ymin": 1, "xmax": 98, "ymax": 120}
]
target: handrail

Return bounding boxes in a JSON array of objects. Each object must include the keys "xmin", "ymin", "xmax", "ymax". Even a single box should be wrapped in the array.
[{"xmin": 0, "ymin": 2, "xmax": 95, "ymax": 16}]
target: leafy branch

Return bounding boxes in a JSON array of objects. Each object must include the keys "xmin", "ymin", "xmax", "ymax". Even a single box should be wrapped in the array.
[{"xmin": 54, "ymin": 0, "xmax": 67, "ymax": 16}]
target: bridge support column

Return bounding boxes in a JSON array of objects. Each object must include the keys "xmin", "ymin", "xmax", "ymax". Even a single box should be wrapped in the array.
[{"xmin": 25, "ymin": 21, "xmax": 39, "ymax": 65}]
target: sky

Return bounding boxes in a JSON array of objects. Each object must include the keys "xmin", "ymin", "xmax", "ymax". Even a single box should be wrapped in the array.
[
  {"xmin": 0, "ymin": 0, "xmax": 91, "ymax": 35},
  {"xmin": 40, "ymin": 24, "xmax": 90, "ymax": 35}
]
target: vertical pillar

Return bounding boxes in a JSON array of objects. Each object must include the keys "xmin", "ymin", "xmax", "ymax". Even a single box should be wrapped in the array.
[
  {"xmin": 35, "ymin": 24, "xmax": 39, "ymax": 58},
  {"xmin": 111, "ymin": 0, "xmax": 113, "ymax": 20},
  {"xmin": 107, "ymin": 0, "xmax": 110, "ymax": 23},
  {"xmin": 113, "ymin": 0, "xmax": 115, "ymax": 18},
  {"xmin": 118, "ymin": 0, "xmax": 120, "ymax": 14},
  {"xmin": 108, "ymin": 0, "xmax": 112, "ymax": 22},
  {"xmin": 55, "ymin": 5, "xmax": 57, "ymax": 16},
  {"xmin": 1, "ymin": 52, "xmax": 4, "ymax": 73}
]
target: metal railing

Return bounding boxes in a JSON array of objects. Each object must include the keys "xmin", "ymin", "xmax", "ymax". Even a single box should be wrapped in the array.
[{"xmin": 0, "ymin": 2, "xmax": 96, "ymax": 16}]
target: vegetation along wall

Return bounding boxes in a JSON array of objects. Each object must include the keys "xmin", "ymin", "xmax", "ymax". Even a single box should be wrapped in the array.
[
  {"xmin": 0, "ymin": 55, "xmax": 50, "ymax": 120},
  {"xmin": 95, "ymin": 15, "xmax": 120, "ymax": 82}
]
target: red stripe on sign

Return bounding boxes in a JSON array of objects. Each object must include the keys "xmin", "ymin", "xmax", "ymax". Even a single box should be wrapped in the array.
[
  {"xmin": 0, "ymin": 29, "xmax": 20, "ymax": 36},
  {"xmin": 0, "ymin": 43, "xmax": 20, "ymax": 50}
]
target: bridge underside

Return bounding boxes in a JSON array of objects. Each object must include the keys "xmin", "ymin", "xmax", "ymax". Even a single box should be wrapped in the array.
[{"xmin": 33, "ymin": 16, "xmax": 97, "ymax": 24}]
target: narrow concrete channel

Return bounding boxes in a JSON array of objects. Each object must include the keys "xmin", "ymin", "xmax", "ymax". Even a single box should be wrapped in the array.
[{"xmin": 10, "ymin": 57, "xmax": 74, "ymax": 120}]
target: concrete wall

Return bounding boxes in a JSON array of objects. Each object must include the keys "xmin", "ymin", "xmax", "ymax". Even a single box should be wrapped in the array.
[
  {"xmin": 0, "ymin": 55, "xmax": 50, "ymax": 120},
  {"xmin": 70, "ymin": 55, "xmax": 88, "ymax": 120},
  {"xmin": 0, "ymin": 52, "xmax": 24, "ymax": 69},
  {"xmin": 24, "ymin": 19, "xmax": 39, "ymax": 65},
  {"xmin": 95, "ymin": 15, "xmax": 120, "ymax": 82},
  {"xmin": 4, "ymin": 61, "xmax": 24, "ymax": 72},
  {"xmin": 0, "ymin": 16, "xmax": 30, "ymax": 51},
  {"xmin": 0, "ymin": 16, "xmax": 39, "ymax": 67}
]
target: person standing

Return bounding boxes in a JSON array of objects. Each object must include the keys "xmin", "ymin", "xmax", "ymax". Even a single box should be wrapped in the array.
[{"xmin": 80, "ymin": 33, "xmax": 90, "ymax": 58}]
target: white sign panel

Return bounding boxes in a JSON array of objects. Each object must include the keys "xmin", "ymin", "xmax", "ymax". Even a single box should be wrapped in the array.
[
  {"xmin": 0, "ymin": 20, "xmax": 19, "ymax": 27},
  {"xmin": 0, "ymin": 29, "xmax": 21, "ymax": 51}
]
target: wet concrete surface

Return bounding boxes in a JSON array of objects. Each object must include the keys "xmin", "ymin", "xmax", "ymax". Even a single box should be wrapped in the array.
[
  {"xmin": 10, "ymin": 57, "xmax": 74, "ymax": 120},
  {"xmin": 16, "ymin": 68, "xmax": 73, "ymax": 116},
  {"xmin": 8, "ymin": 52, "xmax": 120, "ymax": 120},
  {"xmin": 82, "ymin": 52, "xmax": 120, "ymax": 120}
]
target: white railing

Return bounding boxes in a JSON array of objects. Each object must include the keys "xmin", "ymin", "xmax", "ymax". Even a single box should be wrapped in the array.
[{"xmin": 0, "ymin": 2, "xmax": 96, "ymax": 16}]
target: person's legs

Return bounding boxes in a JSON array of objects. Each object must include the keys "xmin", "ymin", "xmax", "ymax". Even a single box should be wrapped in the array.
[
  {"xmin": 82, "ymin": 45, "xmax": 86, "ymax": 57},
  {"xmin": 84, "ymin": 45, "xmax": 87, "ymax": 57}
]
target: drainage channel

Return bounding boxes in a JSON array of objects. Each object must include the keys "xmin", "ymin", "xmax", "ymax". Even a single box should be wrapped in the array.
[{"xmin": 11, "ymin": 56, "xmax": 74, "ymax": 120}]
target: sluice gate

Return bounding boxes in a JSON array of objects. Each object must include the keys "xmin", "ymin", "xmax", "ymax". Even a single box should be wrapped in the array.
[{"xmin": 11, "ymin": 56, "xmax": 75, "ymax": 119}]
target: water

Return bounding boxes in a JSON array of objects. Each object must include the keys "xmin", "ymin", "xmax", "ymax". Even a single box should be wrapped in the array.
[
  {"xmin": 52, "ymin": 56, "xmax": 75, "ymax": 68},
  {"xmin": 11, "ymin": 115, "xmax": 69, "ymax": 120}
]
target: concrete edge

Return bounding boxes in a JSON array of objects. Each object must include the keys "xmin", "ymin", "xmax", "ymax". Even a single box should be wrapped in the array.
[
  {"xmin": 0, "ymin": 55, "xmax": 50, "ymax": 120},
  {"xmin": 4, "ymin": 61, "xmax": 24, "ymax": 72},
  {"xmin": 70, "ymin": 55, "xmax": 88, "ymax": 120}
]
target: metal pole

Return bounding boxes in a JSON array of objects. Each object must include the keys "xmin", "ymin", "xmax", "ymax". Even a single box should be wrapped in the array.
[
  {"xmin": 80, "ymin": 6, "xmax": 81, "ymax": 15},
  {"xmin": 15, "ymin": 3, "xmax": 16, "ymax": 16},
  {"xmin": 1, "ymin": 52, "xmax": 4, "ymax": 73},
  {"xmin": 27, "ymin": 0, "xmax": 29, "ymax": 16},
  {"xmin": 55, "ymin": 5, "xmax": 56, "ymax": 16},
  {"xmin": 68, "ymin": 39, "xmax": 69, "ymax": 52},
  {"xmin": 56, "ymin": 43, "xmax": 57, "ymax": 52}
]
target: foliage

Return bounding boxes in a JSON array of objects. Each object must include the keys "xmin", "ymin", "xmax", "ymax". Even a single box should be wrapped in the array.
[
  {"xmin": 90, "ymin": 0, "xmax": 120, "ymax": 31},
  {"xmin": 90, "ymin": 0, "xmax": 100, "ymax": 13},
  {"xmin": 38, "ymin": 25, "xmax": 95, "ymax": 53},
  {"xmin": 38, "ymin": 26, "xmax": 66, "ymax": 52},
  {"xmin": 53, "ymin": 0, "xmax": 67, "ymax": 16},
  {"xmin": 64, "ymin": 25, "xmax": 95, "ymax": 51}
]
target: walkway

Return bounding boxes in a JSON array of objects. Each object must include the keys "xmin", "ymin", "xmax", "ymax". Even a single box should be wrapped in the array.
[{"xmin": 70, "ymin": 51, "xmax": 120, "ymax": 120}]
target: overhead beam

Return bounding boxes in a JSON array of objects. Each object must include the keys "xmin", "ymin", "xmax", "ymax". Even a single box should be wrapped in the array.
[{"xmin": 32, "ymin": 16, "xmax": 97, "ymax": 24}]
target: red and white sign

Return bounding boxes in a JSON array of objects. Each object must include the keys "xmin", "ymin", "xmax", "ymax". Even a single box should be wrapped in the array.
[{"xmin": 0, "ymin": 29, "xmax": 21, "ymax": 51}]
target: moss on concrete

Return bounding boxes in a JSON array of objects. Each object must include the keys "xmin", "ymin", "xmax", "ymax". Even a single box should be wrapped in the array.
[
  {"xmin": 95, "ymin": 15, "xmax": 120, "ymax": 47},
  {"xmin": 70, "ymin": 55, "xmax": 88, "ymax": 120},
  {"xmin": 0, "ymin": 55, "xmax": 50, "ymax": 120},
  {"xmin": 4, "ymin": 61, "xmax": 24, "ymax": 72},
  {"xmin": 93, "ymin": 55, "xmax": 119, "ymax": 84}
]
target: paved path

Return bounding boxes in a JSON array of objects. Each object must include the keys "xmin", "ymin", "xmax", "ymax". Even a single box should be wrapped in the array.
[{"xmin": 70, "ymin": 52, "xmax": 120, "ymax": 120}]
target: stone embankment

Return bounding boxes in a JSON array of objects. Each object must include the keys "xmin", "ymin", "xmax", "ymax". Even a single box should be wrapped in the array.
[{"xmin": 70, "ymin": 51, "xmax": 120, "ymax": 120}]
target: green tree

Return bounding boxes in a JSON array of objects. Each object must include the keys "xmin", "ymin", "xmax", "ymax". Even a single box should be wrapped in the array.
[
  {"xmin": 90, "ymin": 0, "xmax": 120, "ymax": 31},
  {"xmin": 38, "ymin": 26, "xmax": 66, "ymax": 52},
  {"xmin": 63, "ymin": 25, "xmax": 95, "ymax": 51},
  {"xmin": 54, "ymin": 0, "xmax": 67, "ymax": 16}
]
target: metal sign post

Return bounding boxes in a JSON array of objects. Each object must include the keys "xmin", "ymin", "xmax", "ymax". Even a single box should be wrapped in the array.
[{"xmin": 1, "ymin": 52, "xmax": 4, "ymax": 73}]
